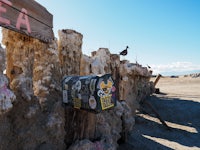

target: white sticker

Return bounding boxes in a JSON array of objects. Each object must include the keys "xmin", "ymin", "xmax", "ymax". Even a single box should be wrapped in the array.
[
  {"xmin": 90, "ymin": 79, "xmax": 96, "ymax": 95},
  {"xmin": 63, "ymin": 90, "xmax": 68, "ymax": 103},
  {"xmin": 75, "ymin": 80, "xmax": 82, "ymax": 91},
  {"xmin": 64, "ymin": 77, "xmax": 72, "ymax": 83},
  {"xmin": 89, "ymin": 96, "xmax": 97, "ymax": 109}
]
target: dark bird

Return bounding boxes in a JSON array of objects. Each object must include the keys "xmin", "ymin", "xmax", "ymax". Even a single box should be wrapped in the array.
[
  {"xmin": 119, "ymin": 46, "xmax": 129, "ymax": 56},
  {"xmin": 147, "ymin": 64, "xmax": 151, "ymax": 69}
]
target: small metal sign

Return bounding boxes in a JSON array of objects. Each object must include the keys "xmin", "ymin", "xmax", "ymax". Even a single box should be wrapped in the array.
[{"xmin": 62, "ymin": 74, "xmax": 117, "ymax": 113}]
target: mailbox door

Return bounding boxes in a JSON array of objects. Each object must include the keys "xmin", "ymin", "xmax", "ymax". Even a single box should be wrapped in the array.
[{"xmin": 96, "ymin": 74, "xmax": 117, "ymax": 111}]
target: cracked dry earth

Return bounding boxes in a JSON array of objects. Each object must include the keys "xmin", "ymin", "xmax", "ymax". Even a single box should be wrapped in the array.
[{"xmin": 118, "ymin": 76, "xmax": 200, "ymax": 150}]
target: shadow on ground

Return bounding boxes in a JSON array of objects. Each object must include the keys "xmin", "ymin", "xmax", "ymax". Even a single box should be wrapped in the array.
[{"xmin": 118, "ymin": 93, "xmax": 200, "ymax": 150}]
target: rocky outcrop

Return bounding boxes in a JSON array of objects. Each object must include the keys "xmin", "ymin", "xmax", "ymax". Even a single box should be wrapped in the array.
[
  {"xmin": 77, "ymin": 48, "xmax": 152, "ymax": 149},
  {"xmin": 2, "ymin": 29, "xmax": 34, "ymax": 101},
  {"xmin": 58, "ymin": 29, "xmax": 83, "ymax": 76},
  {"xmin": 0, "ymin": 28, "xmax": 153, "ymax": 150},
  {"xmin": 0, "ymin": 45, "xmax": 16, "ymax": 115},
  {"xmin": 0, "ymin": 45, "xmax": 5, "ymax": 72},
  {"xmin": 33, "ymin": 39, "xmax": 60, "ymax": 107},
  {"xmin": 1, "ymin": 29, "xmax": 65, "ymax": 150},
  {"xmin": 119, "ymin": 60, "xmax": 153, "ymax": 115}
]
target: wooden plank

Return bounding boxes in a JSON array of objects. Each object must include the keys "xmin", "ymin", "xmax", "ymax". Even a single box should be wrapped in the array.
[
  {"xmin": 0, "ymin": 0, "xmax": 54, "ymax": 43},
  {"xmin": 154, "ymin": 74, "xmax": 162, "ymax": 87}
]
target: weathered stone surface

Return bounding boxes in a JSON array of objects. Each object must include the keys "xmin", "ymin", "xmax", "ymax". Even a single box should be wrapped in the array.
[
  {"xmin": 1, "ymin": 28, "xmax": 65, "ymax": 150},
  {"xmin": 0, "ymin": 44, "xmax": 16, "ymax": 115},
  {"xmin": 0, "ymin": 74, "xmax": 16, "ymax": 114},
  {"xmin": 68, "ymin": 139, "xmax": 96, "ymax": 150},
  {"xmin": 80, "ymin": 54, "xmax": 92, "ymax": 75},
  {"xmin": 119, "ymin": 60, "xmax": 153, "ymax": 115},
  {"xmin": 58, "ymin": 29, "xmax": 95, "ymax": 148},
  {"xmin": 58, "ymin": 29, "xmax": 83, "ymax": 76},
  {"xmin": 79, "ymin": 48, "xmax": 149, "ymax": 149},
  {"xmin": 2, "ymin": 29, "xmax": 35, "ymax": 101},
  {"xmin": 68, "ymin": 138, "xmax": 116, "ymax": 150},
  {"xmin": 0, "ymin": 27, "xmax": 153, "ymax": 150},
  {"xmin": 90, "ymin": 48, "xmax": 111, "ymax": 74},
  {"xmin": 33, "ymin": 39, "xmax": 60, "ymax": 106},
  {"xmin": 0, "ymin": 45, "xmax": 5, "ymax": 73}
]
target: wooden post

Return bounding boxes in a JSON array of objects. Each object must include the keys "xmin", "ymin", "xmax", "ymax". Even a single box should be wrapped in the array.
[{"xmin": 154, "ymin": 74, "xmax": 161, "ymax": 87}]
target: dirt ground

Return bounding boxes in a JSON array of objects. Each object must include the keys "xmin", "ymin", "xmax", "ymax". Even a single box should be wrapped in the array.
[{"xmin": 118, "ymin": 76, "xmax": 200, "ymax": 150}]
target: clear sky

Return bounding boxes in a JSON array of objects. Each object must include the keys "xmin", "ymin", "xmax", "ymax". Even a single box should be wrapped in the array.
[{"xmin": 16, "ymin": 1, "xmax": 200, "ymax": 75}]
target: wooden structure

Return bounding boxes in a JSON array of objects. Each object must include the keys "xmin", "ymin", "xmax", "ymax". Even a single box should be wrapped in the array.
[{"xmin": 0, "ymin": 0, "xmax": 53, "ymax": 42}]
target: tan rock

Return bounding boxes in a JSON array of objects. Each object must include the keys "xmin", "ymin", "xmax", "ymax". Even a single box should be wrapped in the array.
[{"xmin": 58, "ymin": 29, "xmax": 83, "ymax": 76}]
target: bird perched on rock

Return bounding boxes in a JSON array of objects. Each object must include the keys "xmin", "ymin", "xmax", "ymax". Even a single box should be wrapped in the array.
[
  {"xmin": 147, "ymin": 64, "xmax": 151, "ymax": 69},
  {"xmin": 119, "ymin": 46, "xmax": 129, "ymax": 56}
]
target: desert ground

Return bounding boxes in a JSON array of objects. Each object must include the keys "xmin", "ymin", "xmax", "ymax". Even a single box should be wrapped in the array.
[{"xmin": 119, "ymin": 75, "xmax": 200, "ymax": 150}]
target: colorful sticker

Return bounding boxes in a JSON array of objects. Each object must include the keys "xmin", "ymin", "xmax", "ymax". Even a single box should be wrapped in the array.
[
  {"xmin": 100, "ymin": 95, "xmax": 114, "ymax": 110},
  {"xmin": 97, "ymin": 90, "xmax": 104, "ymax": 97},
  {"xmin": 64, "ymin": 84, "xmax": 68, "ymax": 90},
  {"xmin": 100, "ymin": 80, "xmax": 113, "ymax": 95},
  {"xmin": 111, "ymin": 86, "xmax": 116, "ymax": 92},
  {"xmin": 73, "ymin": 98, "xmax": 81, "ymax": 109},
  {"xmin": 98, "ymin": 79, "xmax": 113, "ymax": 97},
  {"xmin": 98, "ymin": 78, "xmax": 115, "ymax": 110}
]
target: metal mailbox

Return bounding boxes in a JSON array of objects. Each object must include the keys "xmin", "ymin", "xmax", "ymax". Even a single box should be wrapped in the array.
[{"xmin": 62, "ymin": 74, "xmax": 117, "ymax": 113}]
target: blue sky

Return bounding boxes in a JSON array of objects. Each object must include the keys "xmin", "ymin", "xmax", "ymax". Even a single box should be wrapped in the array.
[{"xmin": 6, "ymin": 0, "xmax": 200, "ymax": 75}]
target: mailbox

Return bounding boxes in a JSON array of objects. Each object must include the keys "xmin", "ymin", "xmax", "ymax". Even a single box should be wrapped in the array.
[{"xmin": 62, "ymin": 74, "xmax": 117, "ymax": 113}]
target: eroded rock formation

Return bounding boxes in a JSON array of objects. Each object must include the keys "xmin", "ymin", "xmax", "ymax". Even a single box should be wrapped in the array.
[
  {"xmin": 1, "ymin": 29, "xmax": 65, "ymax": 150},
  {"xmin": 0, "ymin": 28, "xmax": 153, "ymax": 150},
  {"xmin": 58, "ymin": 29, "xmax": 83, "ymax": 76},
  {"xmin": 77, "ymin": 48, "xmax": 152, "ymax": 149},
  {"xmin": 0, "ymin": 45, "xmax": 16, "ymax": 115}
]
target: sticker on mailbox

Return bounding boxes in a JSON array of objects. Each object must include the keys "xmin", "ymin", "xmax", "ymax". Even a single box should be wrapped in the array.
[
  {"xmin": 100, "ymin": 95, "xmax": 114, "ymax": 110},
  {"xmin": 73, "ymin": 98, "xmax": 81, "ymax": 109},
  {"xmin": 97, "ymin": 78, "xmax": 115, "ymax": 110},
  {"xmin": 63, "ymin": 90, "xmax": 68, "ymax": 103},
  {"xmin": 89, "ymin": 96, "xmax": 97, "ymax": 109}
]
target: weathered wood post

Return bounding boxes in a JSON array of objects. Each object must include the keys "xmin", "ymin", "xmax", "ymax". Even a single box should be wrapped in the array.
[
  {"xmin": 154, "ymin": 74, "xmax": 162, "ymax": 87},
  {"xmin": 0, "ymin": 0, "xmax": 54, "ymax": 42}
]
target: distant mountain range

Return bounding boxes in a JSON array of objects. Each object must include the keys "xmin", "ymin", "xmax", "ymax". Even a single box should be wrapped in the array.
[{"xmin": 153, "ymin": 70, "xmax": 200, "ymax": 76}]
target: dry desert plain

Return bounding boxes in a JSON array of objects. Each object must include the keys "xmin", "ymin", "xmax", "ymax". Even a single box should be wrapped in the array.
[{"xmin": 119, "ymin": 75, "xmax": 200, "ymax": 150}]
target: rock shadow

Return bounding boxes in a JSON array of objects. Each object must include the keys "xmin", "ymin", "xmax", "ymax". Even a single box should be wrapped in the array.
[{"xmin": 132, "ymin": 94, "xmax": 200, "ymax": 149}]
